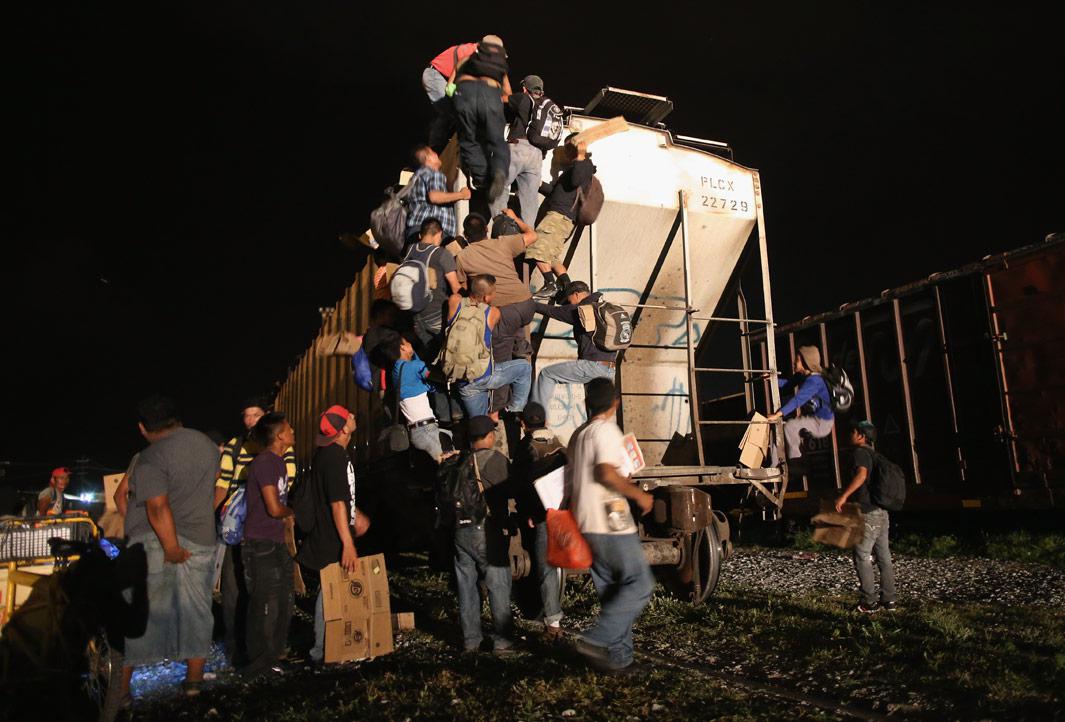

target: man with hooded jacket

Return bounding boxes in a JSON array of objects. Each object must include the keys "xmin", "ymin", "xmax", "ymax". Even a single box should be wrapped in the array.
[{"xmin": 767, "ymin": 345, "xmax": 835, "ymax": 473}]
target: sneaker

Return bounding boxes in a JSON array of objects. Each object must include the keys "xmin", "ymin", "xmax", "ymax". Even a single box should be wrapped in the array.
[
  {"xmin": 881, "ymin": 601, "xmax": 898, "ymax": 612},
  {"xmin": 487, "ymin": 169, "xmax": 507, "ymax": 202},
  {"xmin": 541, "ymin": 625, "xmax": 564, "ymax": 643},
  {"xmin": 857, "ymin": 602, "xmax": 880, "ymax": 614},
  {"xmin": 532, "ymin": 281, "xmax": 561, "ymax": 302},
  {"xmin": 574, "ymin": 638, "xmax": 613, "ymax": 671}
]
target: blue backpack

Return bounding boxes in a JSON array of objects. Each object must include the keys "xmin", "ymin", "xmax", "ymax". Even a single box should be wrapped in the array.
[
  {"xmin": 218, "ymin": 485, "xmax": 247, "ymax": 545},
  {"xmin": 352, "ymin": 347, "xmax": 373, "ymax": 392}
]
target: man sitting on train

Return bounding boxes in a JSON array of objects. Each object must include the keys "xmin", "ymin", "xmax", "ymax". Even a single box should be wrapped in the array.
[{"xmin": 766, "ymin": 345, "xmax": 835, "ymax": 475}]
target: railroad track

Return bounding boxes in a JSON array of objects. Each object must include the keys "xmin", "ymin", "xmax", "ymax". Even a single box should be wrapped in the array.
[{"xmin": 387, "ymin": 565, "xmax": 888, "ymax": 722}]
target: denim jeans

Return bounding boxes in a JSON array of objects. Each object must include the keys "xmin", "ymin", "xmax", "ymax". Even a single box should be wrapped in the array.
[
  {"xmin": 532, "ymin": 359, "xmax": 616, "ymax": 409},
  {"xmin": 582, "ymin": 533, "xmax": 654, "ymax": 670},
  {"xmin": 219, "ymin": 542, "xmax": 248, "ymax": 664},
  {"xmin": 458, "ymin": 358, "xmax": 532, "ymax": 417},
  {"xmin": 242, "ymin": 538, "xmax": 294, "ymax": 674},
  {"xmin": 410, "ymin": 421, "xmax": 452, "ymax": 461},
  {"xmin": 853, "ymin": 508, "xmax": 896, "ymax": 606},
  {"xmin": 535, "ymin": 521, "xmax": 563, "ymax": 625},
  {"xmin": 453, "ymin": 80, "xmax": 510, "ymax": 189},
  {"xmin": 311, "ymin": 586, "xmax": 325, "ymax": 662},
  {"xmin": 423, "ymin": 66, "xmax": 455, "ymax": 152},
  {"xmin": 489, "ymin": 139, "xmax": 544, "ymax": 226},
  {"xmin": 454, "ymin": 524, "xmax": 514, "ymax": 650},
  {"xmin": 123, "ymin": 534, "xmax": 215, "ymax": 667}
]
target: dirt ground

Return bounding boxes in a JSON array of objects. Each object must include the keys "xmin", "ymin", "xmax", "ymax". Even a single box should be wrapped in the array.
[{"xmin": 126, "ymin": 546, "xmax": 1065, "ymax": 721}]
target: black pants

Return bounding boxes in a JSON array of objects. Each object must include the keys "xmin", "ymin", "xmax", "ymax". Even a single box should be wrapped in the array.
[
  {"xmin": 453, "ymin": 80, "xmax": 510, "ymax": 188},
  {"xmin": 220, "ymin": 543, "xmax": 247, "ymax": 664},
  {"xmin": 242, "ymin": 538, "xmax": 294, "ymax": 674}
]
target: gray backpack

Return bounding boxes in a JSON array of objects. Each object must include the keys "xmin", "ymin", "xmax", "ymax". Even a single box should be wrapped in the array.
[
  {"xmin": 390, "ymin": 245, "xmax": 438, "ymax": 312},
  {"xmin": 370, "ymin": 182, "xmax": 417, "ymax": 260}
]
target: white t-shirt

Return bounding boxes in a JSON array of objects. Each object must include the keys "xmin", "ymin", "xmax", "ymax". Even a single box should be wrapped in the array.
[
  {"xmin": 399, "ymin": 393, "xmax": 435, "ymax": 424},
  {"xmin": 567, "ymin": 418, "xmax": 637, "ymax": 535}
]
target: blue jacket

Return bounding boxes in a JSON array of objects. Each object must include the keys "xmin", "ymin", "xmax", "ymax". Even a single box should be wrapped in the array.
[{"xmin": 779, "ymin": 374, "xmax": 834, "ymax": 421}]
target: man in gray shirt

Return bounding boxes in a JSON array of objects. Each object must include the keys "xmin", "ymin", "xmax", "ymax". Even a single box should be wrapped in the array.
[{"xmin": 119, "ymin": 395, "xmax": 220, "ymax": 704}]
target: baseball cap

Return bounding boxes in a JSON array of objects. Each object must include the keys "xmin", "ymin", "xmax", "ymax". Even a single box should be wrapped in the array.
[
  {"xmin": 316, "ymin": 404, "xmax": 353, "ymax": 446},
  {"xmin": 521, "ymin": 403, "xmax": 546, "ymax": 429},
  {"xmin": 468, "ymin": 415, "xmax": 496, "ymax": 439},
  {"xmin": 51, "ymin": 467, "xmax": 70, "ymax": 479},
  {"xmin": 522, "ymin": 75, "xmax": 544, "ymax": 93}
]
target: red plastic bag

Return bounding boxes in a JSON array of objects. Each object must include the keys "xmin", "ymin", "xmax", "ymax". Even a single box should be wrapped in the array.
[{"xmin": 546, "ymin": 509, "xmax": 593, "ymax": 569}]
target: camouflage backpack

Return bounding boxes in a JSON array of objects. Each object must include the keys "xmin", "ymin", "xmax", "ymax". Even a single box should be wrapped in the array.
[{"xmin": 439, "ymin": 300, "xmax": 492, "ymax": 382}]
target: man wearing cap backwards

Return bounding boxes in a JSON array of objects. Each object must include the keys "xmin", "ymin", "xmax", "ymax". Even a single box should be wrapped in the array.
[
  {"xmin": 296, "ymin": 404, "xmax": 370, "ymax": 664},
  {"xmin": 488, "ymin": 74, "xmax": 551, "ymax": 226},
  {"xmin": 766, "ymin": 346, "xmax": 836, "ymax": 475},
  {"xmin": 37, "ymin": 467, "xmax": 70, "ymax": 515}
]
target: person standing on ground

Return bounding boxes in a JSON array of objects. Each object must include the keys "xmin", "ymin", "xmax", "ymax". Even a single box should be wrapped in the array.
[
  {"xmin": 119, "ymin": 395, "xmax": 220, "ymax": 703},
  {"xmin": 453, "ymin": 415, "xmax": 516, "ymax": 655},
  {"xmin": 405, "ymin": 145, "xmax": 471, "ymax": 246},
  {"xmin": 36, "ymin": 467, "xmax": 70, "ymax": 515},
  {"xmin": 834, "ymin": 420, "xmax": 897, "ymax": 614},
  {"xmin": 488, "ymin": 74, "xmax": 552, "ymax": 225},
  {"xmin": 452, "ymin": 37, "xmax": 512, "ymax": 203},
  {"xmin": 295, "ymin": 405, "xmax": 371, "ymax": 664},
  {"xmin": 213, "ymin": 398, "xmax": 296, "ymax": 667},
  {"xmin": 531, "ymin": 281, "xmax": 617, "ymax": 408},
  {"xmin": 240, "ymin": 412, "xmax": 297, "ymax": 677},
  {"xmin": 568, "ymin": 378, "xmax": 654, "ymax": 672},
  {"xmin": 528, "ymin": 138, "xmax": 596, "ymax": 301},
  {"xmin": 766, "ymin": 346, "xmax": 835, "ymax": 475}
]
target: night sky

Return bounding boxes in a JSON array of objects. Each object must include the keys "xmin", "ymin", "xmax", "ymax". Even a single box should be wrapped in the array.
[{"xmin": 6, "ymin": 4, "xmax": 1063, "ymax": 481}]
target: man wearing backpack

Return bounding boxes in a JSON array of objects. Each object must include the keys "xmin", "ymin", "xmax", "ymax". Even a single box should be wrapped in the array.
[
  {"xmin": 448, "ymin": 415, "xmax": 516, "ymax": 654},
  {"xmin": 405, "ymin": 145, "xmax": 471, "ymax": 246},
  {"xmin": 834, "ymin": 420, "xmax": 898, "ymax": 613},
  {"xmin": 531, "ymin": 281, "xmax": 618, "ymax": 409},
  {"xmin": 765, "ymin": 346, "xmax": 835, "ymax": 476},
  {"xmin": 214, "ymin": 398, "xmax": 297, "ymax": 667},
  {"xmin": 443, "ymin": 274, "xmax": 532, "ymax": 418},
  {"xmin": 489, "ymin": 74, "xmax": 559, "ymax": 226},
  {"xmin": 528, "ymin": 137, "xmax": 596, "ymax": 302},
  {"xmin": 295, "ymin": 405, "xmax": 371, "ymax": 663}
]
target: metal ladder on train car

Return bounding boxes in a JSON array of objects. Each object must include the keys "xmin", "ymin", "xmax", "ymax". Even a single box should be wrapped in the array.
[{"xmin": 530, "ymin": 189, "xmax": 790, "ymax": 512}]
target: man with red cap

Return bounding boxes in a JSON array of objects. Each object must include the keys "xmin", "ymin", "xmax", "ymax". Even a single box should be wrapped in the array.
[
  {"xmin": 296, "ymin": 404, "xmax": 371, "ymax": 664},
  {"xmin": 37, "ymin": 467, "xmax": 70, "ymax": 515}
]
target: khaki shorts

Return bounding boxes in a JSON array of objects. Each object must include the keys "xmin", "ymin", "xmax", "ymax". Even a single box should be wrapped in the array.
[{"xmin": 526, "ymin": 211, "xmax": 574, "ymax": 265}]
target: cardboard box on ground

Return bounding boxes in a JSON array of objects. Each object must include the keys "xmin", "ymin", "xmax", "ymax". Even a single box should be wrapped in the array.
[
  {"xmin": 321, "ymin": 553, "xmax": 395, "ymax": 663},
  {"xmin": 811, "ymin": 499, "xmax": 865, "ymax": 549}
]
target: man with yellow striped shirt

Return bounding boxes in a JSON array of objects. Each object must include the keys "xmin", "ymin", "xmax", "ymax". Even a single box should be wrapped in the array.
[{"xmin": 214, "ymin": 399, "xmax": 297, "ymax": 666}]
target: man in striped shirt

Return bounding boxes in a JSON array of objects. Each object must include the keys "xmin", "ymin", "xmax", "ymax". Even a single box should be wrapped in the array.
[{"xmin": 214, "ymin": 398, "xmax": 297, "ymax": 667}]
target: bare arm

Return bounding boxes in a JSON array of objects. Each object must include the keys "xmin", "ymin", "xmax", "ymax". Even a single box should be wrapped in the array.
[
  {"xmin": 332, "ymin": 500, "xmax": 358, "ymax": 573},
  {"xmin": 115, "ymin": 474, "xmax": 130, "ymax": 516},
  {"xmin": 835, "ymin": 467, "xmax": 868, "ymax": 512},
  {"xmin": 145, "ymin": 494, "xmax": 190, "ymax": 563},
  {"xmin": 213, "ymin": 484, "xmax": 227, "ymax": 510},
  {"xmin": 261, "ymin": 485, "xmax": 294, "ymax": 519},
  {"xmin": 445, "ymin": 270, "xmax": 461, "ymax": 295},
  {"xmin": 37, "ymin": 494, "xmax": 50, "ymax": 516},
  {"xmin": 429, "ymin": 188, "xmax": 472, "ymax": 204},
  {"xmin": 487, "ymin": 306, "xmax": 502, "ymax": 330},
  {"xmin": 501, "ymin": 74, "xmax": 513, "ymax": 102},
  {"xmin": 504, "ymin": 208, "xmax": 537, "ymax": 246},
  {"xmin": 594, "ymin": 463, "xmax": 653, "ymax": 515}
]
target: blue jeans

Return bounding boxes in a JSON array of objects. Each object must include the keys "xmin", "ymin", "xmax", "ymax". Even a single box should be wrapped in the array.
[
  {"xmin": 453, "ymin": 80, "xmax": 510, "ymax": 189},
  {"xmin": 454, "ymin": 524, "xmax": 514, "ymax": 650},
  {"xmin": 853, "ymin": 508, "xmax": 896, "ymax": 606},
  {"xmin": 123, "ymin": 534, "xmax": 215, "ymax": 667},
  {"xmin": 535, "ymin": 521, "xmax": 563, "ymax": 625},
  {"xmin": 242, "ymin": 538, "xmax": 294, "ymax": 674},
  {"xmin": 410, "ymin": 421, "xmax": 452, "ymax": 461},
  {"xmin": 458, "ymin": 358, "xmax": 532, "ymax": 417},
  {"xmin": 489, "ymin": 138, "xmax": 545, "ymax": 226},
  {"xmin": 532, "ymin": 359, "xmax": 616, "ymax": 408},
  {"xmin": 582, "ymin": 533, "xmax": 654, "ymax": 669}
]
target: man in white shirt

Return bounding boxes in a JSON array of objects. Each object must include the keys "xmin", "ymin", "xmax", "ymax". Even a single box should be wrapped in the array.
[{"xmin": 566, "ymin": 378, "xmax": 654, "ymax": 672}]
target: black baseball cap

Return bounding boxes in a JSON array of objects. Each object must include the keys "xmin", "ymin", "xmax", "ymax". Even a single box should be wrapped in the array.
[
  {"xmin": 522, "ymin": 403, "xmax": 547, "ymax": 429},
  {"xmin": 468, "ymin": 415, "xmax": 496, "ymax": 439}
]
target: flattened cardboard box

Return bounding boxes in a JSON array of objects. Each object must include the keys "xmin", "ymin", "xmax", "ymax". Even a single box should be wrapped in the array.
[
  {"xmin": 324, "ymin": 614, "xmax": 393, "ymax": 662},
  {"xmin": 320, "ymin": 554, "xmax": 393, "ymax": 663}
]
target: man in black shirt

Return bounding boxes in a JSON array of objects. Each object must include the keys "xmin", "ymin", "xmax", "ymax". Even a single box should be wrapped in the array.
[
  {"xmin": 528, "ymin": 138, "xmax": 596, "ymax": 300},
  {"xmin": 489, "ymin": 74, "xmax": 550, "ymax": 226},
  {"xmin": 531, "ymin": 281, "xmax": 617, "ymax": 408},
  {"xmin": 453, "ymin": 415, "xmax": 516, "ymax": 655},
  {"xmin": 296, "ymin": 405, "xmax": 371, "ymax": 663},
  {"xmin": 834, "ymin": 421, "xmax": 897, "ymax": 613}
]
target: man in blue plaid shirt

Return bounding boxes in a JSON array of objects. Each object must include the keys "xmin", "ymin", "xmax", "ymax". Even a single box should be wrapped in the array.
[{"xmin": 406, "ymin": 144, "xmax": 470, "ymax": 244}]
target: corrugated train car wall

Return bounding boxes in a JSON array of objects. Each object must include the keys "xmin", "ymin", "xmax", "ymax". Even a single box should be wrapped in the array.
[
  {"xmin": 274, "ymin": 260, "xmax": 377, "ymax": 474},
  {"xmin": 754, "ymin": 236, "xmax": 1064, "ymax": 512}
]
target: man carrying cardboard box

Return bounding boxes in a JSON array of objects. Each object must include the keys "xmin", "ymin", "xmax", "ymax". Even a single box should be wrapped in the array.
[{"xmin": 295, "ymin": 405, "xmax": 371, "ymax": 664}]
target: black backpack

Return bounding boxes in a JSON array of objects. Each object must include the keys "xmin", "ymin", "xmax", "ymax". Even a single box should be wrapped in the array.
[
  {"xmin": 369, "ymin": 182, "xmax": 417, "ymax": 260},
  {"xmin": 587, "ymin": 300, "xmax": 633, "ymax": 351},
  {"xmin": 870, "ymin": 450, "xmax": 907, "ymax": 511},
  {"xmin": 526, "ymin": 96, "xmax": 563, "ymax": 153},
  {"xmin": 435, "ymin": 451, "xmax": 488, "ymax": 529},
  {"xmin": 290, "ymin": 474, "xmax": 319, "ymax": 535},
  {"xmin": 821, "ymin": 366, "xmax": 855, "ymax": 413}
]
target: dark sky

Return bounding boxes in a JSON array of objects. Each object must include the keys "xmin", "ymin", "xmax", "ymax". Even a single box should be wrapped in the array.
[{"xmin": 6, "ymin": 4, "xmax": 1063, "ymax": 477}]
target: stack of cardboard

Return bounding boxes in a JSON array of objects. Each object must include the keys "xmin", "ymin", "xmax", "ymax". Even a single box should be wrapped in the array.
[
  {"xmin": 738, "ymin": 413, "xmax": 771, "ymax": 468},
  {"xmin": 320, "ymin": 553, "xmax": 394, "ymax": 663},
  {"xmin": 810, "ymin": 500, "xmax": 865, "ymax": 548}
]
